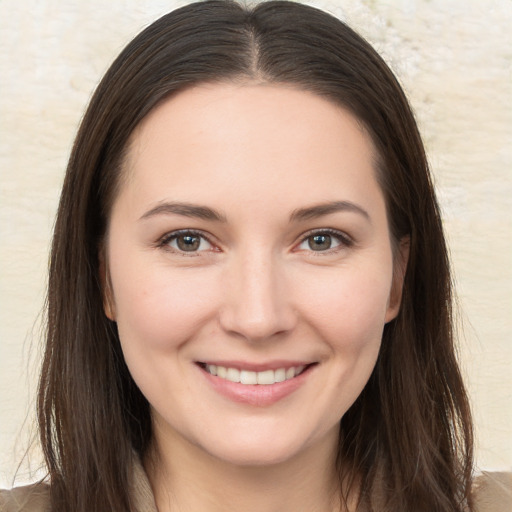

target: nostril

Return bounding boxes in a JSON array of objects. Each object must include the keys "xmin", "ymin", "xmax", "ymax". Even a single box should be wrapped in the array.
[{"xmin": 218, "ymin": 305, "xmax": 297, "ymax": 343}]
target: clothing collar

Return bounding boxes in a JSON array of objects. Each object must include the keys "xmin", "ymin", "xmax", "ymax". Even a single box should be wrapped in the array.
[{"xmin": 131, "ymin": 456, "xmax": 158, "ymax": 512}]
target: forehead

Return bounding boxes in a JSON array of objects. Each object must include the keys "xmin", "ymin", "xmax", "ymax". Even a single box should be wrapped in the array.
[{"xmin": 118, "ymin": 82, "xmax": 383, "ymax": 218}]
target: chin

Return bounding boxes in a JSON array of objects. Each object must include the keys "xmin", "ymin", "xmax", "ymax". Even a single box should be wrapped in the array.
[
  {"xmin": 195, "ymin": 423, "xmax": 334, "ymax": 468},
  {"xmin": 206, "ymin": 440, "xmax": 305, "ymax": 468}
]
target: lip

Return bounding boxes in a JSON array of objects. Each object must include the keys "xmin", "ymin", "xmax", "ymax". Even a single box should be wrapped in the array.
[
  {"xmin": 196, "ymin": 361, "xmax": 316, "ymax": 407},
  {"xmin": 198, "ymin": 360, "xmax": 312, "ymax": 372}
]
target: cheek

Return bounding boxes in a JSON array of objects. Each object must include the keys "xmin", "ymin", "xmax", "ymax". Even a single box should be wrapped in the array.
[
  {"xmin": 297, "ymin": 264, "xmax": 393, "ymax": 345},
  {"xmin": 294, "ymin": 262, "xmax": 390, "ymax": 404},
  {"xmin": 109, "ymin": 261, "xmax": 221, "ymax": 413},
  {"xmin": 109, "ymin": 258, "xmax": 218, "ymax": 353},
  {"xmin": 306, "ymin": 269, "xmax": 390, "ymax": 410}
]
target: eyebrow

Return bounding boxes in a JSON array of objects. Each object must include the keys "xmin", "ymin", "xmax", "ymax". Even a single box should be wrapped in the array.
[
  {"xmin": 289, "ymin": 201, "xmax": 370, "ymax": 222},
  {"xmin": 139, "ymin": 200, "xmax": 370, "ymax": 224},
  {"xmin": 139, "ymin": 202, "xmax": 227, "ymax": 222}
]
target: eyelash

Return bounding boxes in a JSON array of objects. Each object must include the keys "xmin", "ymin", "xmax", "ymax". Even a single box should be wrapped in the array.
[
  {"xmin": 296, "ymin": 228, "xmax": 354, "ymax": 255},
  {"xmin": 156, "ymin": 228, "xmax": 353, "ymax": 256},
  {"xmin": 157, "ymin": 229, "xmax": 217, "ymax": 256}
]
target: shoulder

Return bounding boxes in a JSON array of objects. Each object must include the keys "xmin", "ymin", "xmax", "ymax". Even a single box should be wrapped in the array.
[
  {"xmin": 1, "ymin": 473, "xmax": 510, "ymax": 512},
  {"xmin": 0, "ymin": 482, "xmax": 50, "ymax": 512},
  {"xmin": 471, "ymin": 472, "xmax": 512, "ymax": 512}
]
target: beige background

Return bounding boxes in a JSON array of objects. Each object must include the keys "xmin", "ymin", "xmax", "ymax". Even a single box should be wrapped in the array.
[{"xmin": 1, "ymin": 0, "xmax": 511, "ymax": 486}]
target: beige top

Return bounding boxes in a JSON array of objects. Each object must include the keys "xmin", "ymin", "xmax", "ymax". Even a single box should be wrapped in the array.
[{"xmin": 1, "ymin": 460, "xmax": 511, "ymax": 512}]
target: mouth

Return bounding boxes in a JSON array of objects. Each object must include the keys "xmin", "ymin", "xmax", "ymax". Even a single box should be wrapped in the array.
[
  {"xmin": 196, "ymin": 360, "xmax": 317, "ymax": 406},
  {"xmin": 196, "ymin": 361, "xmax": 316, "ymax": 406},
  {"xmin": 197, "ymin": 362, "xmax": 311, "ymax": 385}
]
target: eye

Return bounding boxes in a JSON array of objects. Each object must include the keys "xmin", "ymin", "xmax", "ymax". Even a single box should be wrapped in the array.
[
  {"xmin": 160, "ymin": 230, "xmax": 214, "ymax": 253},
  {"xmin": 296, "ymin": 230, "xmax": 352, "ymax": 253}
]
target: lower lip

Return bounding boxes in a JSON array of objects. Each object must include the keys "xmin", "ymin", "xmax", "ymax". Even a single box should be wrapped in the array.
[{"xmin": 198, "ymin": 364, "xmax": 315, "ymax": 407}]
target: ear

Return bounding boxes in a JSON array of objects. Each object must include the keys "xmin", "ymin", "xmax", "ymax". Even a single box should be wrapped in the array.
[
  {"xmin": 99, "ymin": 248, "xmax": 116, "ymax": 321},
  {"xmin": 385, "ymin": 236, "xmax": 410, "ymax": 323}
]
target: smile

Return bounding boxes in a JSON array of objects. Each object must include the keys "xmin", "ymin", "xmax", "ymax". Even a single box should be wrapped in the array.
[
  {"xmin": 197, "ymin": 362, "xmax": 316, "ymax": 406},
  {"xmin": 204, "ymin": 364, "xmax": 306, "ymax": 385}
]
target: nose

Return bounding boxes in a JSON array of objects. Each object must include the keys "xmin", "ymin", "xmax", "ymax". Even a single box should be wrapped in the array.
[{"xmin": 218, "ymin": 249, "xmax": 297, "ymax": 342}]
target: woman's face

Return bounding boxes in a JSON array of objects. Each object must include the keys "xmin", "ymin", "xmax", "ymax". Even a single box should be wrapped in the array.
[{"xmin": 105, "ymin": 83, "xmax": 405, "ymax": 466}]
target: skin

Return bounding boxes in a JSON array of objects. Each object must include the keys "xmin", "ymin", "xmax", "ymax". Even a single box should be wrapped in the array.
[{"xmin": 104, "ymin": 82, "xmax": 408, "ymax": 512}]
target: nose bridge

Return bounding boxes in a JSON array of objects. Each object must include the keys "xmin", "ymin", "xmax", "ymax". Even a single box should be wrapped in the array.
[{"xmin": 219, "ymin": 245, "xmax": 295, "ymax": 341}]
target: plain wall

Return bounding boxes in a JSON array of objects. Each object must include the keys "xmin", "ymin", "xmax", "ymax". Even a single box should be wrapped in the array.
[{"xmin": 1, "ymin": 0, "xmax": 511, "ymax": 486}]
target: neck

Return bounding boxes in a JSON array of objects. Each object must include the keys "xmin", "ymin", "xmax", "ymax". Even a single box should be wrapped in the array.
[{"xmin": 145, "ymin": 423, "xmax": 346, "ymax": 512}]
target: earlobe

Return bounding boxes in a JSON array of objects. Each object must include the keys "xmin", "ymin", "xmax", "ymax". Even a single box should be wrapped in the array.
[
  {"xmin": 99, "ymin": 249, "xmax": 116, "ymax": 321},
  {"xmin": 385, "ymin": 236, "xmax": 410, "ymax": 323}
]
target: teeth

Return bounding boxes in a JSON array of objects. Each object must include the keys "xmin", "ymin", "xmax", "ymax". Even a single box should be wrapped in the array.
[
  {"xmin": 257, "ymin": 369, "xmax": 274, "ymax": 385},
  {"xmin": 274, "ymin": 368, "xmax": 286, "ymax": 383},
  {"xmin": 226, "ymin": 368, "xmax": 240, "ymax": 383},
  {"xmin": 205, "ymin": 364, "xmax": 307, "ymax": 385},
  {"xmin": 240, "ymin": 370, "xmax": 257, "ymax": 385}
]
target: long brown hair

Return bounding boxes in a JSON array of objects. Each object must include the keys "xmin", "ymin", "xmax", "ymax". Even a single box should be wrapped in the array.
[{"xmin": 38, "ymin": 1, "xmax": 473, "ymax": 510}]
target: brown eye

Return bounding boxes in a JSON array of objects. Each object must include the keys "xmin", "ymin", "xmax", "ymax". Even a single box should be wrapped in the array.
[
  {"xmin": 308, "ymin": 234, "xmax": 332, "ymax": 251},
  {"xmin": 296, "ymin": 230, "xmax": 349, "ymax": 253},
  {"xmin": 163, "ymin": 231, "xmax": 213, "ymax": 253},
  {"xmin": 176, "ymin": 234, "xmax": 201, "ymax": 251}
]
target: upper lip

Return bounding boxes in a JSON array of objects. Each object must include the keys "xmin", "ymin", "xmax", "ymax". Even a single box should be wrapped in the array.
[{"xmin": 197, "ymin": 360, "xmax": 316, "ymax": 372}]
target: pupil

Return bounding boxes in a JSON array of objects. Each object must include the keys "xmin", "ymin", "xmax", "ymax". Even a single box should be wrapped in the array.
[
  {"xmin": 177, "ymin": 235, "xmax": 200, "ymax": 251},
  {"xmin": 309, "ymin": 234, "xmax": 331, "ymax": 251}
]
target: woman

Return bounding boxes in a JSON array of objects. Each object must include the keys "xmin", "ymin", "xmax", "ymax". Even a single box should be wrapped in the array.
[{"xmin": 1, "ymin": 1, "xmax": 510, "ymax": 511}]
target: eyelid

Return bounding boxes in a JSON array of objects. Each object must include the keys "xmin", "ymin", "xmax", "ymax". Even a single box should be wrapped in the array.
[
  {"xmin": 157, "ymin": 229, "xmax": 219, "ymax": 254},
  {"xmin": 294, "ymin": 228, "xmax": 354, "ymax": 253},
  {"xmin": 156, "ymin": 227, "xmax": 353, "ymax": 255}
]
